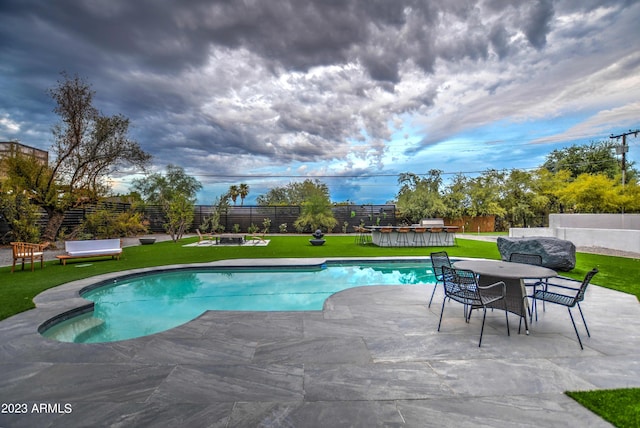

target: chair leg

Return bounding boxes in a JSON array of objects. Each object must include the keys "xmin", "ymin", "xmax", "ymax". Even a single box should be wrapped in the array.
[
  {"xmin": 505, "ymin": 310, "xmax": 510, "ymax": 337},
  {"xmin": 479, "ymin": 308, "xmax": 487, "ymax": 347},
  {"xmin": 577, "ymin": 303, "xmax": 590, "ymax": 337},
  {"xmin": 567, "ymin": 308, "xmax": 584, "ymax": 350},
  {"xmin": 428, "ymin": 282, "xmax": 438, "ymax": 307},
  {"xmin": 437, "ymin": 298, "xmax": 447, "ymax": 331}
]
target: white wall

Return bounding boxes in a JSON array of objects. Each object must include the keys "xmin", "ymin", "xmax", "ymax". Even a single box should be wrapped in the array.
[
  {"xmin": 549, "ymin": 214, "xmax": 640, "ymax": 230},
  {"xmin": 511, "ymin": 214, "xmax": 640, "ymax": 253}
]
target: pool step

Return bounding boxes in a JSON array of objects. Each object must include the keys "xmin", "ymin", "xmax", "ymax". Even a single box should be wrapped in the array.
[{"xmin": 42, "ymin": 315, "xmax": 106, "ymax": 343}]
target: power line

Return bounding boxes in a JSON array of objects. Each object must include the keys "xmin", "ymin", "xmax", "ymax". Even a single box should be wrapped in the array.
[{"xmin": 610, "ymin": 129, "xmax": 640, "ymax": 186}]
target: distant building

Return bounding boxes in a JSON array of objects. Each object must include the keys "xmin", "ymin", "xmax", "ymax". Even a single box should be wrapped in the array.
[{"xmin": 0, "ymin": 141, "xmax": 49, "ymax": 179}]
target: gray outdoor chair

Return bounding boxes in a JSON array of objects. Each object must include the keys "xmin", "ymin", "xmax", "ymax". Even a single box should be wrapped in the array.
[
  {"xmin": 509, "ymin": 252, "xmax": 544, "ymax": 319},
  {"xmin": 428, "ymin": 251, "xmax": 452, "ymax": 307},
  {"xmin": 438, "ymin": 265, "xmax": 510, "ymax": 347},
  {"xmin": 532, "ymin": 268, "xmax": 599, "ymax": 350}
]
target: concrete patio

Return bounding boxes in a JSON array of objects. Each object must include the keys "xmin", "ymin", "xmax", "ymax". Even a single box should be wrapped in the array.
[{"xmin": 1, "ymin": 257, "xmax": 639, "ymax": 427}]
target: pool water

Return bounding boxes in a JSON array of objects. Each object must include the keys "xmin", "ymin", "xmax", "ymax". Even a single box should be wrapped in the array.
[{"xmin": 41, "ymin": 261, "xmax": 436, "ymax": 343}]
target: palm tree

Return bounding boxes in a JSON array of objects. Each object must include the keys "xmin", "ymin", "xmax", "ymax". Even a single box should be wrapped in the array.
[
  {"xmin": 228, "ymin": 185, "xmax": 239, "ymax": 205},
  {"xmin": 239, "ymin": 183, "xmax": 249, "ymax": 206}
]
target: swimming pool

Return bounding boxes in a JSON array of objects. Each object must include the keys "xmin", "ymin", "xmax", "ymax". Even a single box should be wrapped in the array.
[{"xmin": 40, "ymin": 260, "xmax": 437, "ymax": 343}]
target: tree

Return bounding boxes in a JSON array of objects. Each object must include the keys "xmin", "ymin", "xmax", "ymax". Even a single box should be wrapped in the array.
[
  {"xmin": 200, "ymin": 194, "xmax": 230, "ymax": 233},
  {"xmin": 131, "ymin": 165, "xmax": 202, "ymax": 241},
  {"xmin": 4, "ymin": 73, "xmax": 151, "ymax": 241},
  {"xmin": 395, "ymin": 170, "xmax": 447, "ymax": 223},
  {"xmin": 238, "ymin": 183, "xmax": 249, "ymax": 206},
  {"xmin": 257, "ymin": 179, "xmax": 330, "ymax": 206},
  {"xmin": 293, "ymin": 186, "xmax": 337, "ymax": 232},
  {"xmin": 556, "ymin": 173, "xmax": 625, "ymax": 213},
  {"xmin": 228, "ymin": 185, "xmax": 239, "ymax": 205},
  {"xmin": 465, "ymin": 170, "xmax": 507, "ymax": 218},
  {"xmin": 0, "ymin": 183, "xmax": 41, "ymax": 243},
  {"xmin": 542, "ymin": 141, "xmax": 635, "ymax": 180},
  {"xmin": 500, "ymin": 169, "xmax": 539, "ymax": 228},
  {"xmin": 442, "ymin": 173, "xmax": 470, "ymax": 220}
]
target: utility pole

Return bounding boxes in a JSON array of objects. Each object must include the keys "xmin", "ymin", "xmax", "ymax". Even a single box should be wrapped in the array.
[{"xmin": 610, "ymin": 129, "xmax": 639, "ymax": 187}]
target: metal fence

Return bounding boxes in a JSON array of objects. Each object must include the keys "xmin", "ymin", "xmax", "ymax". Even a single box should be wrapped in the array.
[
  {"xmin": 17, "ymin": 203, "xmax": 398, "ymax": 236},
  {"xmin": 194, "ymin": 204, "xmax": 397, "ymax": 233}
]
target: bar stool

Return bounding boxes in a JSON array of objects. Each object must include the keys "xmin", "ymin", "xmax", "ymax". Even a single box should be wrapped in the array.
[
  {"xmin": 427, "ymin": 227, "xmax": 443, "ymax": 246},
  {"xmin": 353, "ymin": 226, "xmax": 363, "ymax": 245},
  {"xmin": 362, "ymin": 227, "xmax": 372, "ymax": 245},
  {"xmin": 395, "ymin": 227, "xmax": 410, "ymax": 246},
  {"xmin": 443, "ymin": 228, "xmax": 456, "ymax": 246},
  {"xmin": 412, "ymin": 227, "xmax": 427, "ymax": 246},
  {"xmin": 379, "ymin": 227, "xmax": 393, "ymax": 246}
]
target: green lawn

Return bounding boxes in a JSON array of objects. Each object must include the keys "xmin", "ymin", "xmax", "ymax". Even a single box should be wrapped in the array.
[
  {"xmin": 566, "ymin": 388, "xmax": 640, "ymax": 428},
  {"xmin": 2, "ymin": 234, "xmax": 638, "ymax": 320},
  {"xmin": 1, "ymin": 234, "xmax": 639, "ymax": 426}
]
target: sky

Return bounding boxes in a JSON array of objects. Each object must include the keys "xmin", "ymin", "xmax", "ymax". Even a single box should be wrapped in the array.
[{"xmin": 1, "ymin": 0, "xmax": 639, "ymax": 205}]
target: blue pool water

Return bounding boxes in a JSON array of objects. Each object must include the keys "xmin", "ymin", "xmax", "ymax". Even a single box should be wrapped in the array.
[{"xmin": 41, "ymin": 261, "xmax": 436, "ymax": 343}]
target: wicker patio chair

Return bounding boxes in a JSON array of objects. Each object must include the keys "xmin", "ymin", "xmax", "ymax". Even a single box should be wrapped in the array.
[
  {"xmin": 438, "ymin": 265, "xmax": 510, "ymax": 347},
  {"xmin": 532, "ymin": 268, "xmax": 599, "ymax": 350}
]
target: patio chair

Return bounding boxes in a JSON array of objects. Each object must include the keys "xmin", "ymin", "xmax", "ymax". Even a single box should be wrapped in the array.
[
  {"xmin": 509, "ymin": 252, "xmax": 544, "ymax": 319},
  {"xmin": 438, "ymin": 265, "xmax": 510, "ymax": 347},
  {"xmin": 428, "ymin": 251, "xmax": 452, "ymax": 307},
  {"xmin": 196, "ymin": 229, "xmax": 215, "ymax": 245},
  {"xmin": 11, "ymin": 241, "xmax": 49, "ymax": 272},
  {"xmin": 531, "ymin": 268, "xmax": 599, "ymax": 350},
  {"xmin": 249, "ymin": 225, "xmax": 269, "ymax": 245}
]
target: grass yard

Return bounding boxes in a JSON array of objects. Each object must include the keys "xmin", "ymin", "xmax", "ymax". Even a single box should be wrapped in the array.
[
  {"xmin": 2, "ymin": 234, "xmax": 638, "ymax": 320},
  {"xmin": 1, "ymin": 234, "xmax": 639, "ymax": 426},
  {"xmin": 566, "ymin": 388, "xmax": 640, "ymax": 428}
]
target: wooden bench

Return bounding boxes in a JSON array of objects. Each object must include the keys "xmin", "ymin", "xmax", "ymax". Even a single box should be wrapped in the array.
[{"xmin": 56, "ymin": 238, "xmax": 122, "ymax": 265}]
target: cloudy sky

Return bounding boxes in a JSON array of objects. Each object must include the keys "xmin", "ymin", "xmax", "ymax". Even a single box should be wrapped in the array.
[{"xmin": 1, "ymin": 0, "xmax": 639, "ymax": 204}]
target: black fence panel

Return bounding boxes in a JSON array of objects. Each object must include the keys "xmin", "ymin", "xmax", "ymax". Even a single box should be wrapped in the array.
[{"xmin": 7, "ymin": 203, "xmax": 397, "ymax": 241}]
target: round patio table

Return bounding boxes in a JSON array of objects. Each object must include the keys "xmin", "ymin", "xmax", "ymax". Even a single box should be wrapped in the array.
[{"xmin": 453, "ymin": 259, "xmax": 557, "ymax": 334}]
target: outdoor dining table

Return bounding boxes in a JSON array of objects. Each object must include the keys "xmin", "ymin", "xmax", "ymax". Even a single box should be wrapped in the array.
[{"xmin": 453, "ymin": 259, "xmax": 557, "ymax": 334}]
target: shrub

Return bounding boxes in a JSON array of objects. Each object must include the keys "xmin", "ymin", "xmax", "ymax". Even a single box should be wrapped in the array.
[{"xmin": 81, "ymin": 209, "xmax": 148, "ymax": 238}]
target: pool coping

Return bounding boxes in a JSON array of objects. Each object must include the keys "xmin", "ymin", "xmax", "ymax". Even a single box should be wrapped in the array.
[{"xmin": 33, "ymin": 256, "xmax": 438, "ymax": 339}]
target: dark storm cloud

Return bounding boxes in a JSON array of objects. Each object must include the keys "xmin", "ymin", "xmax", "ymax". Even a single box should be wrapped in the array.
[
  {"xmin": 2, "ymin": 0, "xmax": 637, "ymax": 202},
  {"xmin": 522, "ymin": 0, "xmax": 555, "ymax": 48}
]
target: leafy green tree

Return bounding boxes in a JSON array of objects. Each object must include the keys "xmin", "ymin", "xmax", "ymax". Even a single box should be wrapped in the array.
[
  {"xmin": 131, "ymin": 165, "xmax": 202, "ymax": 241},
  {"xmin": 442, "ymin": 173, "xmax": 470, "ymax": 219},
  {"xmin": 0, "ymin": 187, "xmax": 41, "ymax": 243},
  {"xmin": 3, "ymin": 73, "xmax": 151, "ymax": 241},
  {"xmin": 293, "ymin": 187, "xmax": 337, "ymax": 232},
  {"xmin": 238, "ymin": 183, "xmax": 249, "ymax": 206},
  {"xmin": 620, "ymin": 179, "xmax": 640, "ymax": 212},
  {"xmin": 500, "ymin": 169, "xmax": 540, "ymax": 227},
  {"xmin": 465, "ymin": 170, "xmax": 507, "ymax": 218},
  {"xmin": 257, "ymin": 179, "xmax": 331, "ymax": 206},
  {"xmin": 531, "ymin": 168, "xmax": 571, "ymax": 215},
  {"xmin": 542, "ymin": 141, "xmax": 634, "ymax": 180},
  {"xmin": 395, "ymin": 170, "xmax": 447, "ymax": 223},
  {"xmin": 228, "ymin": 185, "xmax": 240, "ymax": 205},
  {"xmin": 200, "ymin": 194, "xmax": 230, "ymax": 233},
  {"xmin": 556, "ymin": 173, "xmax": 625, "ymax": 213}
]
